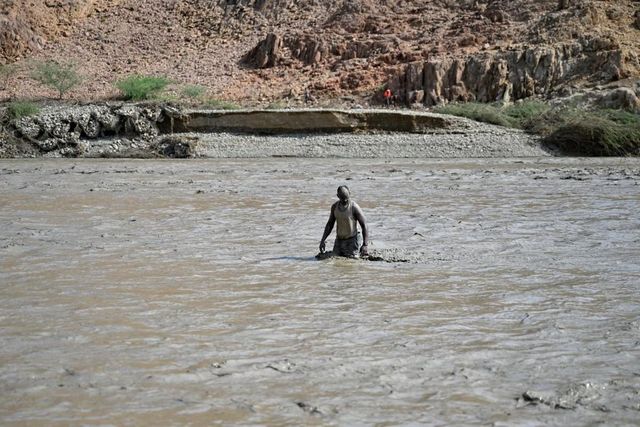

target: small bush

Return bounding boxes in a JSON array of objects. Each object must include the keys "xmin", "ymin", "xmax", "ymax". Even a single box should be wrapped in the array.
[
  {"xmin": 6, "ymin": 101, "xmax": 40, "ymax": 119},
  {"xmin": 544, "ymin": 111, "xmax": 640, "ymax": 156},
  {"xmin": 206, "ymin": 98, "xmax": 240, "ymax": 110},
  {"xmin": 116, "ymin": 75, "xmax": 170, "ymax": 100},
  {"xmin": 30, "ymin": 61, "xmax": 82, "ymax": 99},
  {"xmin": 504, "ymin": 100, "xmax": 550, "ymax": 126},
  {"xmin": 181, "ymin": 84, "xmax": 206, "ymax": 100},
  {"xmin": 434, "ymin": 102, "xmax": 513, "ymax": 127},
  {"xmin": 601, "ymin": 109, "xmax": 640, "ymax": 126},
  {"xmin": 434, "ymin": 100, "xmax": 640, "ymax": 155},
  {"xmin": 152, "ymin": 93, "xmax": 180, "ymax": 103}
]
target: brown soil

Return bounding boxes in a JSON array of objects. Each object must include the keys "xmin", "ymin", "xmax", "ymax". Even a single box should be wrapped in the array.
[{"xmin": 1, "ymin": 0, "xmax": 639, "ymax": 106}]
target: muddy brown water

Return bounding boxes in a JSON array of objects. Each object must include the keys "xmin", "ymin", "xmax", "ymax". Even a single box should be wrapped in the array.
[{"xmin": 1, "ymin": 158, "xmax": 639, "ymax": 426}]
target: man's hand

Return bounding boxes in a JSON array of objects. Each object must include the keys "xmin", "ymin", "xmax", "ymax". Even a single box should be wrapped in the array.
[
  {"xmin": 319, "ymin": 240, "xmax": 326, "ymax": 253},
  {"xmin": 360, "ymin": 244, "xmax": 368, "ymax": 257}
]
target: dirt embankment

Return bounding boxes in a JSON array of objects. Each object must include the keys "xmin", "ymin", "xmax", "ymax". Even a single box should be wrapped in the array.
[
  {"xmin": 0, "ymin": 103, "xmax": 549, "ymax": 158},
  {"xmin": 1, "ymin": 1, "xmax": 639, "ymax": 107}
]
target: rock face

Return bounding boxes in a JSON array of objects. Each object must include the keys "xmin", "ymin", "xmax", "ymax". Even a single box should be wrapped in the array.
[
  {"xmin": 392, "ymin": 38, "xmax": 633, "ymax": 106},
  {"xmin": 0, "ymin": 17, "xmax": 43, "ymax": 62},
  {"xmin": 244, "ymin": 33, "xmax": 283, "ymax": 68},
  {"xmin": 8, "ymin": 103, "xmax": 164, "ymax": 156},
  {"xmin": 596, "ymin": 87, "xmax": 640, "ymax": 112},
  {"xmin": 238, "ymin": 0, "xmax": 640, "ymax": 106},
  {"xmin": 1, "ymin": 0, "xmax": 639, "ymax": 106},
  {"xmin": 244, "ymin": 32, "xmax": 393, "ymax": 69},
  {"xmin": 0, "ymin": 0, "xmax": 117, "ymax": 62}
]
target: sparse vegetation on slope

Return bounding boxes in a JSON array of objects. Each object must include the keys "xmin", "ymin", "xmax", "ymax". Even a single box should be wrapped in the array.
[
  {"xmin": 1, "ymin": 0, "xmax": 638, "ymax": 107},
  {"xmin": 541, "ymin": 109, "xmax": 640, "ymax": 156},
  {"xmin": 181, "ymin": 85, "xmax": 206, "ymax": 101},
  {"xmin": 435, "ymin": 101, "xmax": 640, "ymax": 156},
  {"xmin": 206, "ymin": 98, "xmax": 240, "ymax": 110},
  {"xmin": 30, "ymin": 61, "xmax": 82, "ymax": 99},
  {"xmin": 434, "ymin": 101, "xmax": 551, "ymax": 129},
  {"xmin": 116, "ymin": 75, "xmax": 170, "ymax": 101},
  {"xmin": 5, "ymin": 101, "xmax": 40, "ymax": 119}
]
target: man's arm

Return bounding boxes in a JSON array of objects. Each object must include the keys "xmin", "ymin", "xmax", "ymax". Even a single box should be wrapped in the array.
[
  {"xmin": 319, "ymin": 205, "xmax": 336, "ymax": 253},
  {"xmin": 353, "ymin": 203, "xmax": 368, "ymax": 255}
]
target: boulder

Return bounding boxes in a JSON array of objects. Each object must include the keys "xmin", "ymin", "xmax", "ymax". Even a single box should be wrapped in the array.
[
  {"xmin": 8, "ymin": 103, "xmax": 167, "ymax": 156},
  {"xmin": 243, "ymin": 33, "xmax": 283, "ymax": 68},
  {"xmin": 154, "ymin": 136, "xmax": 198, "ymax": 158},
  {"xmin": 14, "ymin": 116, "xmax": 42, "ymax": 140},
  {"xmin": 596, "ymin": 87, "xmax": 640, "ymax": 112}
]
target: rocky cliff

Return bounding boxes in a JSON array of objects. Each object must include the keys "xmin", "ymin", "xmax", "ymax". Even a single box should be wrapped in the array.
[
  {"xmin": 1, "ymin": 0, "xmax": 639, "ymax": 106},
  {"xmin": 394, "ymin": 39, "xmax": 631, "ymax": 106}
]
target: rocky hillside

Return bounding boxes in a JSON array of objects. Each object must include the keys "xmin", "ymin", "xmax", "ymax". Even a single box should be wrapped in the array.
[{"xmin": 1, "ymin": 0, "xmax": 639, "ymax": 106}]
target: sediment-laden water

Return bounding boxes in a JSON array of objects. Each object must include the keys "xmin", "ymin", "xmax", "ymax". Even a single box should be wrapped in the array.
[{"xmin": 1, "ymin": 158, "xmax": 639, "ymax": 425}]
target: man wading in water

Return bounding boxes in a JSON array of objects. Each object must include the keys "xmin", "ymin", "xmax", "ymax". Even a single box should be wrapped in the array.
[{"xmin": 319, "ymin": 186, "xmax": 369, "ymax": 258}]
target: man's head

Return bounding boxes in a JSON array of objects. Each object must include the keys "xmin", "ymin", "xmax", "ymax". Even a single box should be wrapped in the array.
[{"xmin": 337, "ymin": 185, "xmax": 350, "ymax": 203}]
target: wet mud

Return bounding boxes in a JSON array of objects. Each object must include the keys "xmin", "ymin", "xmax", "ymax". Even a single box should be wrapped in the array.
[
  {"xmin": 316, "ymin": 249, "xmax": 416, "ymax": 263},
  {"xmin": 1, "ymin": 157, "xmax": 639, "ymax": 425}
]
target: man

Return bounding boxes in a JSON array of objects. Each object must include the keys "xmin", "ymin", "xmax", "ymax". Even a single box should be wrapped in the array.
[
  {"xmin": 319, "ymin": 185, "xmax": 369, "ymax": 258},
  {"xmin": 383, "ymin": 88, "xmax": 392, "ymax": 107}
]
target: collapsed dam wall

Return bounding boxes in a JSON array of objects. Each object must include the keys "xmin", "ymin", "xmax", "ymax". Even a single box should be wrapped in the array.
[{"xmin": 0, "ymin": 104, "xmax": 460, "ymax": 157}]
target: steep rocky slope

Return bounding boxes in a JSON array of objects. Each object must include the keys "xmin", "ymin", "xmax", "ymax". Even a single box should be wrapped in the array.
[{"xmin": 1, "ymin": 0, "xmax": 639, "ymax": 106}]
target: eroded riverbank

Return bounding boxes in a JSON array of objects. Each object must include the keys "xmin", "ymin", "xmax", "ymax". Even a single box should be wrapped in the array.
[
  {"xmin": 1, "ymin": 158, "xmax": 639, "ymax": 425},
  {"xmin": 1, "ymin": 105, "xmax": 549, "ymax": 158}
]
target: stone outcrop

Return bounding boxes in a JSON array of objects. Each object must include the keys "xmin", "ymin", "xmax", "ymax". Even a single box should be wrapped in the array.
[
  {"xmin": 0, "ymin": 0, "xmax": 119, "ymax": 62},
  {"xmin": 243, "ymin": 33, "xmax": 283, "ymax": 68},
  {"xmin": 168, "ymin": 109, "xmax": 453, "ymax": 134},
  {"xmin": 2, "ymin": 0, "xmax": 639, "ymax": 106},
  {"xmin": 153, "ymin": 135, "xmax": 199, "ymax": 158},
  {"xmin": 0, "ymin": 17, "xmax": 44, "ymax": 63},
  {"xmin": 392, "ymin": 38, "xmax": 634, "ymax": 106},
  {"xmin": 8, "ymin": 103, "xmax": 164, "ymax": 156},
  {"xmin": 244, "ymin": 32, "xmax": 395, "ymax": 69},
  {"xmin": 596, "ymin": 87, "xmax": 640, "ymax": 112}
]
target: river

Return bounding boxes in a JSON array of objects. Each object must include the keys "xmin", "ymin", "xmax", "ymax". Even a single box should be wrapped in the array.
[{"xmin": 1, "ymin": 158, "xmax": 639, "ymax": 425}]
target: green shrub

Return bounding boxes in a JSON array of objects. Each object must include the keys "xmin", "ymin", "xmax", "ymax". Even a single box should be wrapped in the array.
[
  {"xmin": 434, "ymin": 100, "xmax": 640, "ymax": 155},
  {"xmin": 116, "ymin": 75, "xmax": 170, "ymax": 100},
  {"xmin": 601, "ymin": 109, "xmax": 640, "ymax": 126},
  {"xmin": 30, "ymin": 61, "xmax": 82, "ymax": 99},
  {"xmin": 434, "ymin": 102, "xmax": 513, "ymax": 127},
  {"xmin": 435, "ymin": 100, "xmax": 551, "ymax": 129},
  {"xmin": 544, "ymin": 111, "xmax": 640, "ymax": 156},
  {"xmin": 206, "ymin": 98, "xmax": 240, "ymax": 110},
  {"xmin": 6, "ymin": 101, "xmax": 40, "ymax": 119},
  {"xmin": 504, "ymin": 100, "xmax": 550, "ymax": 127},
  {"xmin": 181, "ymin": 84, "xmax": 206, "ymax": 100}
]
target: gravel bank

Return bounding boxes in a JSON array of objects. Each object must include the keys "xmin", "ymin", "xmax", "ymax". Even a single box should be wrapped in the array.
[
  {"xmin": 192, "ymin": 119, "xmax": 550, "ymax": 158},
  {"xmin": 1, "ymin": 104, "xmax": 552, "ymax": 158}
]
